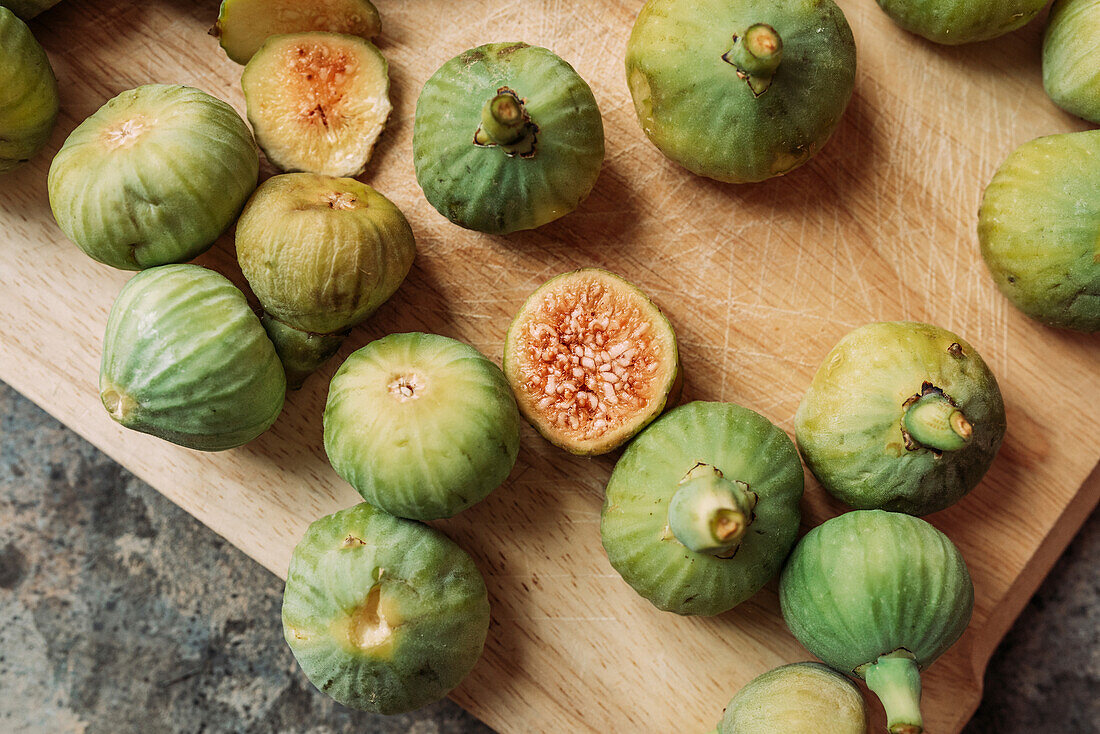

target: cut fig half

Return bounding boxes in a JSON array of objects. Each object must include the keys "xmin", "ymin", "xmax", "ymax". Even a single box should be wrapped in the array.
[
  {"xmin": 503, "ymin": 268, "xmax": 680, "ymax": 456},
  {"xmin": 212, "ymin": 0, "xmax": 381, "ymax": 64},
  {"xmin": 242, "ymin": 32, "xmax": 391, "ymax": 178}
]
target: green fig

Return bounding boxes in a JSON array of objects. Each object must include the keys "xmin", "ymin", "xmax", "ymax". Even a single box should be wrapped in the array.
[
  {"xmin": 413, "ymin": 42, "xmax": 605, "ymax": 234},
  {"xmin": 212, "ymin": 0, "xmax": 381, "ymax": 64},
  {"xmin": 875, "ymin": 0, "xmax": 1047, "ymax": 44},
  {"xmin": 716, "ymin": 662, "xmax": 867, "ymax": 734},
  {"xmin": 601, "ymin": 401, "xmax": 804, "ymax": 616},
  {"xmin": 780, "ymin": 510, "xmax": 974, "ymax": 734},
  {"xmin": 1043, "ymin": 0, "xmax": 1100, "ymax": 124},
  {"xmin": 235, "ymin": 173, "xmax": 416, "ymax": 387},
  {"xmin": 100, "ymin": 265, "xmax": 286, "ymax": 451},
  {"xmin": 625, "ymin": 0, "xmax": 856, "ymax": 183},
  {"xmin": 0, "ymin": 7, "xmax": 58, "ymax": 173},
  {"xmin": 283, "ymin": 502, "xmax": 490, "ymax": 714},
  {"xmin": 979, "ymin": 131, "xmax": 1100, "ymax": 332},
  {"xmin": 795, "ymin": 321, "xmax": 1006, "ymax": 516},
  {"xmin": 324, "ymin": 333, "xmax": 521, "ymax": 521}
]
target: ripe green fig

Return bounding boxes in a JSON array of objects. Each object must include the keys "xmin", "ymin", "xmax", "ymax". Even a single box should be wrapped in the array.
[
  {"xmin": 283, "ymin": 502, "xmax": 490, "ymax": 714},
  {"xmin": 0, "ymin": 7, "xmax": 58, "ymax": 173},
  {"xmin": 625, "ymin": 0, "xmax": 856, "ymax": 183},
  {"xmin": 979, "ymin": 131, "xmax": 1100, "ymax": 332},
  {"xmin": 503, "ymin": 268, "xmax": 680, "ymax": 456},
  {"xmin": 413, "ymin": 42, "xmax": 605, "ymax": 234},
  {"xmin": 100, "ymin": 265, "xmax": 286, "ymax": 451},
  {"xmin": 780, "ymin": 510, "xmax": 974, "ymax": 734},
  {"xmin": 795, "ymin": 322, "xmax": 1006, "ymax": 516},
  {"xmin": 716, "ymin": 662, "xmax": 867, "ymax": 734},
  {"xmin": 48, "ymin": 84, "xmax": 258, "ymax": 269},
  {"xmin": 601, "ymin": 401, "xmax": 804, "ymax": 616},
  {"xmin": 212, "ymin": 0, "xmax": 381, "ymax": 64},
  {"xmin": 874, "ymin": 0, "xmax": 1047, "ymax": 44},
  {"xmin": 324, "ymin": 333, "xmax": 521, "ymax": 521},
  {"xmin": 235, "ymin": 173, "xmax": 416, "ymax": 387},
  {"xmin": 1, "ymin": 0, "xmax": 61, "ymax": 20},
  {"xmin": 1044, "ymin": 0, "xmax": 1100, "ymax": 124}
]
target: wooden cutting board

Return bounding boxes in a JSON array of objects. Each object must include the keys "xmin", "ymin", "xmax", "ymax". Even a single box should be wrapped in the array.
[{"xmin": 2, "ymin": 0, "xmax": 1098, "ymax": 731}]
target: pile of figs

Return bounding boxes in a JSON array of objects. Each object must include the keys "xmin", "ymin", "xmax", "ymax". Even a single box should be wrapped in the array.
[{"xmin": 2, "ymin": 0, "xmax": 1097, "ymax": 730}]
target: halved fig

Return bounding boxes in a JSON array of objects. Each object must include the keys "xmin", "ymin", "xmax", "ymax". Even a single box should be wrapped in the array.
[
  {"xmin": 242, "ymin": 32, "xmax": 391, "ymax": 178},
  {"xmin": 503, "ymin": 268, "xmax": 680, "ymax": 455},
  {"xmin": 212, "ymin": 0, "xmax": 381, "ymax": 65}
]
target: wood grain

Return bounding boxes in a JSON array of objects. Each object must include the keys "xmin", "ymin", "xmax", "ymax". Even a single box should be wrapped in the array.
[{"xmin": 1, "ymin": 1, "xmax": 1098, "ymax": 732}]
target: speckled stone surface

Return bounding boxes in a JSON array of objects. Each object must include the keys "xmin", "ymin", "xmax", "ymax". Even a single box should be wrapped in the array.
[{"xmin": 0, "ymin": 380, "xmax": 1095, "ymax": 733}]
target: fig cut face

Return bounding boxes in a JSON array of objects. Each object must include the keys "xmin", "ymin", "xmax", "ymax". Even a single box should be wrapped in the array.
[
  {"xmin": 242, "ymin": 32, "xmax": 391, "ymax": 178},
  {"xmin": 504, "ymin": 269, "xmax": 679, "ymax": 455},
  {"xmin": 213, "ymin": 0, "xmax": 381, "ymax": 64}
]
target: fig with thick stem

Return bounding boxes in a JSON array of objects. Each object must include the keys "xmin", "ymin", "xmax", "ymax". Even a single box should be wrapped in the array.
[{"xmin": 667, "ymin": 464, "xmax": 757, "ymax": 555}]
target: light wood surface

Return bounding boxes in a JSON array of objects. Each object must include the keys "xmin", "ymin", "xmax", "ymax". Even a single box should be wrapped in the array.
[{"xmin": 2, "ymin": 1, "xmax": 1098, "ymax": 731}]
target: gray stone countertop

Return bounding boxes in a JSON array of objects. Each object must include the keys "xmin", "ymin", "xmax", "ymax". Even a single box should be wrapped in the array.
[{"xmin": 1, "ymin": 382, "xmax": 1096, "ymax": 733}]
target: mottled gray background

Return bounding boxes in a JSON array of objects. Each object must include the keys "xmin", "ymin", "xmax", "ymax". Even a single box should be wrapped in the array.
[{"xmin": 1, "ymin": 381, "xmax": 1096, "ymax": 733}]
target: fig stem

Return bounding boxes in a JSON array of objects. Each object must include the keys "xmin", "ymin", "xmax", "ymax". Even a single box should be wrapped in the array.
[
  {"xmin": 903, "ymin": 390, "xmax": 972, "ymax": 452},
  {"xmin": 722, "ymin": 24, "xmax": 783, "ymax": 95},
  {"xmin": 864, "ymin": 654, "xmax": 923, "ymax": 734},
  {"xmin": 667, "ymin": 464, "xmax": 756, "ymax": 556},
  {"xmin": 478, "ymin": 91, "xmax": 528, "ymax": 146}
]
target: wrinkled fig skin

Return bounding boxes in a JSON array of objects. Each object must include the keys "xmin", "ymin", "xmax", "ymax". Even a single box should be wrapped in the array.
[
  {"xmin": 601, "ymin": 402, "xmax": 803, "ymax": 616},
  {"xmin": 780, "ymin": 510, "xmax": 974, "ymax": 734},
  {"xmin": 324, "ymin": 333, "xmax": 521, "ymax": 521},
  {"xmin": 283, "ymin": 503, "xmax": 490, "ymax": 714},
  {"xmin": 1, "ymin": 0, "xmax": 61, "ymax": 20},
  {"xmin": 414, "ymin": 42, "xmax": 605, "ymax": 234},
  {"xmin": 0, "ymin": 7, "xmax": 59, "ymax": 173},
  {"xmin": 213, "ymin": 0, "xmax": 381, "ymax": 65},
  {"xmin": 1044, "ymin": 0, "xmax": 1100, "ymax": 124},
  {"xmin": 625, "ymin": 0, "xmax": 856, "ymax": 183},
  {"xmin": 979, "ymin": 132, "xmax": 1100, "ymax": 333},
  {"xmin": 717, "ymin": 662, "xmax": 867, "ymax": 734},
  {"xmin": 99, "ymin": 265, "xmax": 286, "ymax": 451},
  {"xmin": 236, "ymin": 173, "xmax": 416, "ymax": 385},
  {"xmin": 795, "ymin": 322, "xmax": 1006, "ymax": 516},
  {"xmin": 875, "ymin": 0, "xmax": 1047, "ymax": 44},
  {"xmin": 48, "ymin": 84, "xmax": 259, "ymax": 270}
]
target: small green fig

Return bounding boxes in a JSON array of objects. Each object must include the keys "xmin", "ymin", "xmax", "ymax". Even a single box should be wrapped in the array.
[
  {"xmin": 1044, "ymin": 0, "xmax": 1100, "ymax": 124},
  {"xmin": 100, "ymin": 265, "xmax": 286, "ymax": 451},
  {"xmin": 0, "ymin": 7, "xmax": 58, "ymax": 173},
  {"xmin": 324, "ymin": 333, "xmax": 521, "ymax": 521},
  {"xmin": 625, "ymin": 0, "xmax": 856, "ymax": 183},
  {"xmin": 780, "ymin": 510, "xmax": 974, "ymax": 734},
  {"xmin": 212, "ymin": 0, "xmax": 381, "ymax": 65},
  {"xmin": 601, "ymin": 401, "xmax": 803, "ymax": 616},
  {"xmin": 235, "ymin": 173, "xmax": 416, "ymax": 387},
  {"xmin": 283, "ymin": 502, "xmax": 490, "ymax": 714},
  {"xmin": 795, "ymin": 322, "xmax": 1006, "ymax": 516},
  {"xmin": 716, "ymin": 662, "xmax": 867, "ymax": 734},
  {"xmin": 875, "ymin": 0, "xmax": 1047, "ymax": 44},
  {"xmin": 413, "ymin": 42, "xmax": 605, "ymax": 234},
  {"xmin": 48, "ymin": 84, "xmax": 258, "ymax": 269},
  {"xmin": 979, "ymin": 131, "xmax": 1100, "ymax": 332}
]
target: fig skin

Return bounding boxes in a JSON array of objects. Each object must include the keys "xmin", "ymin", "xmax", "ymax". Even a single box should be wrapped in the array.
[
  {"xmin": 48, "ymin": 84, "xmax": 259, "ymax": 270},
  {"xmin": 979, "ymin": 131, "xmax": 1100, "ymax": 332},
  {"xmin": 0, "ymin": 7, "xmax": 58, "ymax": 173},
  {"xmin": 780, "ymin": 510, "xmax": 974, "ymax": 734},
  {"xmin": 213, "ymin": 0, "xmax": 381, "ymax": 65},
  {"xmin": 282, "ymin": 502, "xmax": 490, "ymax": 714},
  {"xmin": 795, "ymin": 321, "xmax": 1006, "ymax": 516},
  {"xmin": 324, "ymin": 333, "xmax": 521, "ymax": 521},
  {"xmin": 625, "ymin": 0, "xmax": 856, "ymax": 183},
  {"xmin": 235, "ymin": 173, "xmax": 416, "ymax": 386},
  {"xmin": 99, "ymin": 265, "xmax": 286, "ymax": 451},
  {"xmin": 1044, "ymin": 0, "xmax": 1100, "ymax": 124},
  {"xmin": 875, "ymin": 0, "xmax": 1047, "ymax": 44},
  {"xmin": 2, "ymin": 0, "xmax": 61, "ymax": 20},
  {"xmin": 601, "ymin": 401, "xmax": 804, "ymax": 616},
  {"xmin": 413, "ymin": 42, "xmax": 605, "ymax": 234},
  {"xmin": 717, "ymin": 662, "xmax": 867, "ymax": 734}
]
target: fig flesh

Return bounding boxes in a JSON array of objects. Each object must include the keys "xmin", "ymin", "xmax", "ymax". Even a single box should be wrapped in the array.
[
  {"xmin": 717, "ymin": 662, "xmax": 867, "ymax": 734},
  {"xmin": 212, "ymin": 0, "xmax": 381, "ymax": 64},
  {"xmin": 0, "ymin": 7, "xmax": 58, "ymax": 173}
]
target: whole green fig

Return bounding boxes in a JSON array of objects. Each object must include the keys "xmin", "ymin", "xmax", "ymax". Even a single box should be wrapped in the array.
[
  {"xmin": 1044, "ymin": 0, "xmax": 1100, "ymax": 124},
  {"xmin": 601, "ymin": 401, "xmax": 803, "ymax": 616},
  {"xmin": 875, "ymin": 0, "xmax": 1047, "ymax": 44},
  {"xmin": 0, "ymin": 7, "xmax": 58, "ymax": 173},
  {"xmin": 413, "ymin": 42, "xmax": 605, "ymax": 234},
  {"xmin": 796, "ymin": 322, "xmax": 1005, "ymax": 516},
  {"xmin": 780, "ymin": 510, "xmax": 974, "ymax": 734},
  {"xmin": 625, "ymin": 0, "xmax": 856, "ymax": 183},
  {"xmin": 979, "ymin": 131, "xmax": 1100, "ymax": 332},
  {"xmin": 717, "ymin": 662, "xmax": 867, "ymax": 734}
]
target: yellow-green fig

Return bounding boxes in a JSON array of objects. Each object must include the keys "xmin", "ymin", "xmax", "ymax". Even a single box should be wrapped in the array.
[{"xmin": 0, "ymin": 7, "xmax": 58, "ymax": 173}]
